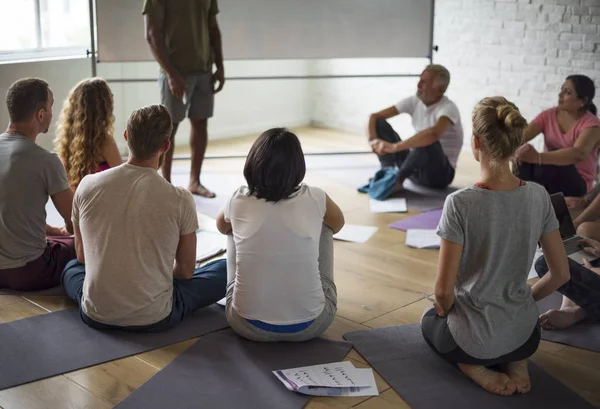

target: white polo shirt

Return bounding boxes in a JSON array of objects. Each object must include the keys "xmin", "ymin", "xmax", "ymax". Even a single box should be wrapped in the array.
[{"xmin": 395, "ymin": 95, "xmax": 464, "ymax": 169}]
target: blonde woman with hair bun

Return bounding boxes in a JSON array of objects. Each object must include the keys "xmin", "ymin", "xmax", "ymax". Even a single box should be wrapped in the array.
[
  {"xmin": 421, "ymin": 97, "xmax": 570, "ymax": 396},
  {"xmin": 54, "ymin": 78, "xmax": 122, "ymax": 189}
]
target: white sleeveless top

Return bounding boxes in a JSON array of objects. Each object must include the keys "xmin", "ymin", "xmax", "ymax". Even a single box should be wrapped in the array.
[{"xmin": 223, "ymin": 184, "xmax": 327, "ymax": 325}]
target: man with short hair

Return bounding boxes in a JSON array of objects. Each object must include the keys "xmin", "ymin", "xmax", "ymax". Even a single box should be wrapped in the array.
[
  {"xmin": 0, "ymin": 78, "xmax": 75, "ymax": 291},
  {"xmin": 61, "ymin": 104, "xmax": 227, "ymax": 331},
  {"xmin": 368, "ymin": 64, "xmax": 464, "ymax": 190},
  {"xmin": 143, "ymin": 0, "xmax": 224, "ymax": 198}
]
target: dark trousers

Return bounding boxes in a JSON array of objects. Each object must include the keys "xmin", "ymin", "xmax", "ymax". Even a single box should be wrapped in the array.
[
  {"xmin": 375, "ymin": 119, "xmax": 455, "ymax": 189},
  {"xmin": 421, "ymin": 308, "xmax": 541, "ymax": 366},
  {"xmin": 0, "ymin": 237, "xmax": 76, "ymax": 291},
  {"xmin": 535, "ymin": 256, "xmax": 600, "ymax": 320},
  {"xmin": 61, "ymin": 259, "xmax": 227, "ymax": 333},
  {"xmin": 516, "ymin": 162, "xmax": 587, "ymax": 197}
]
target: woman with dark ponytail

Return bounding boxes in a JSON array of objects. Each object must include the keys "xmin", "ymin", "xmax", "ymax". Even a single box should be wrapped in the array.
[{"xmin": 516, "ymin": 74, "xmax": 600, "ymax": 197}]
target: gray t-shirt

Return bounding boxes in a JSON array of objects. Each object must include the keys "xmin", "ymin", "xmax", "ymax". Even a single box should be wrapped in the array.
[
  {"xmin": 0, "ymin": 133, "xmax": 69, "ymax": 269},
  {"xmin": 436, "ymin": 182, "xmax": 559, "ymax": 359},
  {"xmin": 73, "ymin": 164, "xmax": 199, "ymax": 326}
]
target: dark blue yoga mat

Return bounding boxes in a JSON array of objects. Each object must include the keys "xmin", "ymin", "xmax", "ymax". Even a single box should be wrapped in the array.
[
  {"xmin": 0, "ymin": 304, "xmax": 228, "ymax": 390},
  {"xmin": 344, "ymin": 324, "xmax": 595, "ymax": 409},
  {"xmin": 116, "ymin": 329, "xmax": 354, "ymax": 409}
]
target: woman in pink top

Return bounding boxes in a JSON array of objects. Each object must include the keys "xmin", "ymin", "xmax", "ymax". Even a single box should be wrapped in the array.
[{"xmin": 515, "ymin": 75, "xmax": 600, "ymax": 197}]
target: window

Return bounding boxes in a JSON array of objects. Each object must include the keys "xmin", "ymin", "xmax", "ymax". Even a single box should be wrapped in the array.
[{"xmin": 0, "ymin": 0, "xmax": 90, "ymax": 61}]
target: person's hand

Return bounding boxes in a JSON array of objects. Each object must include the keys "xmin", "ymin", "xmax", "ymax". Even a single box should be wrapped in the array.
[
  {"xmin": 369, "ymin": 139, "xmax": 396, "ymax": 155},
  {"xmin": 583, "ymin": 258, "xmax": 600, "ymax": 275},
  {"xmin": 514, "ymin": 144, "xmax": 538, "ymax": 164},
  {"xmin": 167, "ymin": 73, "xmax": 186, "ymax": 100},
  {"xmin": 46, "ymin": 225, "xmax": 71, "ymax": 237},
  {"xmin": 213, "ymin": 68, "xmax": 225, "ymax": 93},
  {"xmin": 434, "ymin": 300, "xmax": 448, "ymax": 318},
  {"xmin": 580, "ymin": 238, "xmax": 600, "ymax": 257},
  {"xmin": 565, "ymin": 196, "xmax": 588, "ymax": 211}
]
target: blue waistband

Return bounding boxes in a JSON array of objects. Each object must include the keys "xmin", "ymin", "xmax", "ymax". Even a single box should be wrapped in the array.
[{"xmin": 247, "ymin": 318, "xmax": 315, "ymax": 333}]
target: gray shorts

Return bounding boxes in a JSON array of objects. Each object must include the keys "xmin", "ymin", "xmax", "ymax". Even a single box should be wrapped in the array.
[{"xmin": 159, "ymin": 71, "xmax": 214, "ymax": 123}]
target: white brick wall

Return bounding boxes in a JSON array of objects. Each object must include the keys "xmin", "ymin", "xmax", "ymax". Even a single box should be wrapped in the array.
[{"xmin": 310, "ymin": 0, "xmax": 600, "ymax": 149}]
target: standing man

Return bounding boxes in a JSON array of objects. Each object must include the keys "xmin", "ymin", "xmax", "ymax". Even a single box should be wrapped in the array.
[{"xmin": 143, "ymin": 0, "xmax": 224, "ymax": 198}]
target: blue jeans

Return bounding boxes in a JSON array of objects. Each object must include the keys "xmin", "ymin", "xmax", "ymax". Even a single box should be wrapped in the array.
[{"xmin": 61, "ymin": 259, "xmax": 227, "ymax": 332}]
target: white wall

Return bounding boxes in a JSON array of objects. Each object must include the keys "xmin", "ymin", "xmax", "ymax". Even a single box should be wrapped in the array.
[
  {"xmin": 310, "ymin": 0, "xmax": 600, "ymax": 149},
  {"xmin": 0, "ymin": 58, "xmax": 312, "ymax": 152}
]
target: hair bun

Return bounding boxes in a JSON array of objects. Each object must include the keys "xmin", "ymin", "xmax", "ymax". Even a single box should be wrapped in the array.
[{"xmin": 496, "ymin": 104, "xmax": 527, "ymax": 130}]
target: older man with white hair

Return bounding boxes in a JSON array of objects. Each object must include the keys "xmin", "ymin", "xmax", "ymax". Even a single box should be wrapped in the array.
[{"xmin": 368, "ymin": 64, "xmax": 464, "ymax": 190}]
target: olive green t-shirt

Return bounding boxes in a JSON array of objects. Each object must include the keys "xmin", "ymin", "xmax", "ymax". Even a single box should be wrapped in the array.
[{"xmin": 142, "ymin": 0, "xmax": 219, "ymax": 74}]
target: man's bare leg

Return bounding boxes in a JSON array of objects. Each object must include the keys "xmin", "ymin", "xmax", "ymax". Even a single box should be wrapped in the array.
[
  {"xmin": 539, "ymin": 295, "xmax": 588, "ymax": 330},
  {"xmin": 189, "ymin": 118, "xmax": 215, "ymax": 198},
  {"xmin": 161, "ymin": 122, "xmax": 180, "ymax": 183}
]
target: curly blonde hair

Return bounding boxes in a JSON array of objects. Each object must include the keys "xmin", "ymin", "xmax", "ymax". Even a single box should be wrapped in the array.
[{"xmin": 54, "ymin": 78, "xmax": 114, "ymax": 186}]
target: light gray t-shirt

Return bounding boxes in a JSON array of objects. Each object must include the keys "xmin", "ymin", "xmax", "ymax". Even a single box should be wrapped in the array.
[
  {"xmin": 73, "ymin": 164, "xmax": 199, "ymax": 326},
  {"xmin": 436, "ymin": 182, "xmax": 558, "ymax": 359},
  {"xmin": 0, "ymin": 133, "xmax": 69, "ymax": 269}
]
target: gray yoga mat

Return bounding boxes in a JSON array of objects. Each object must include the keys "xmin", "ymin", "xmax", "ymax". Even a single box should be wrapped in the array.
[
  {"xmin": 536, "ymin": 292, "xmax": 600, "ymax": 352},
  {"xmin": 0, "ymin": 286, "xmax": 66, "ymax": 296},
  {"xmin": 344, "ymin": 324, "xmax": 595, "ymax": 409},
  {"xmin": 0, "ymin": 304, "xmax": 228, "ymax": 390},
  {"xmin": 116, "ymin": 328, "xmax": 353, "ymax": 409}
]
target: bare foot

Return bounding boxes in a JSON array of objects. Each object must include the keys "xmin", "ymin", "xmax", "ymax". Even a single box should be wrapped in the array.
[
  {"xmin": 458, "ymin": 363, "xmax": 516, "ymax": 396},
  {"xmin": 539, "ymin": 307, "xmax": 587, "ymax": 330},
  {"xmin": 503, "ymin": 360, "xmax": 531, "ymax": 394},
  {"xmin": 389, "ymin": 180, "xmax": 405, "ymax": 196},
  {"xmin": 189, "ymin": 183, "xmax": 216, "ymax": 198}
]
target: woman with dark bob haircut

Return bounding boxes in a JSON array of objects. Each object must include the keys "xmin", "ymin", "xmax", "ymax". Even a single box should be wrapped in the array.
[{"xmin": 216, "ymin": 128, "xmax": 345, "ymax": 342}]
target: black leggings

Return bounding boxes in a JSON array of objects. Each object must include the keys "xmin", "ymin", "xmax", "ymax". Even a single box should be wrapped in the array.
[
  {"xmin": 516, "ymin": 162, "xmax": 587, "ymax": 197},
  {"xmin": 375, "ymin": 119, "xmax": 455, "ymax": 189},
  {"xmin": 535, "ymin": 256, "xmax": 600, "ymax": 320},
  {"xmin": 421, "ymin": 308, "xmax": 541, "ymax": 366}
]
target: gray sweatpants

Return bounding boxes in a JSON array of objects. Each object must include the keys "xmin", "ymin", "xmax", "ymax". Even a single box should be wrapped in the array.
[{"xmin": 225, "ymin": 225, "xmax": 337, "ymax": 342}]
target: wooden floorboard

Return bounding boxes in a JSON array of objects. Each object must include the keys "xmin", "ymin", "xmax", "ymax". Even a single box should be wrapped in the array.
[{"xmin": 0, "ymin": 128, "xmax": 598, "ymax": 408}]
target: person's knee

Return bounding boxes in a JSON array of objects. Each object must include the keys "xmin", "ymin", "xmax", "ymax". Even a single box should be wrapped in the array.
[
  {"xmin": 60, "ymin": 259, "xmax": 83, "ymax": 284},
  {"xmin": 576, "ymin": 222, "xmax": 597, "ymax": 240},
  {"xmin": 534, "ymin": 255, "xmax": 549, "ymax": 278}
]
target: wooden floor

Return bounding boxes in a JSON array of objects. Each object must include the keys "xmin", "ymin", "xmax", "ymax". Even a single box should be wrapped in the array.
[{"xmin": 1, "ymin": 128, "xmax": 599, "ymax": 408}]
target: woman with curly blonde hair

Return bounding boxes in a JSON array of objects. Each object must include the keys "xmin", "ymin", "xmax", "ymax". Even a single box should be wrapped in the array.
[{"xmin": 54, "ymin": 78, "xmax": 121, "ymax": 188}]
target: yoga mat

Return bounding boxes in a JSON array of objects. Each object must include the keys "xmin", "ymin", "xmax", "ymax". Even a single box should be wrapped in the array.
[
  {"xmin": 0, "ymin": 304, "xmax": 228, "ymax": 390},
  {"xmin": 0, "ymin": 286, "xmax": 66, "ymax": 296},
  {"xmin": 344, "ymin": 324, "xmax": 595, "ymax": 409},
  {"xmin": 389, "ymin": 209, "xmax": 443, "ymax": 231},
  {"xmin": 116, "ymin": 329, "xmax": 353, "ymax": 409},
  {"xmin": 536, "ymin": 292, "xmax": 600, "ymax": 352}
]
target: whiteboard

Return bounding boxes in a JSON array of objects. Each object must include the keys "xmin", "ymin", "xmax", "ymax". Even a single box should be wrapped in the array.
[{"xmin": 96, "ymin": 0, "xmax": 434, "ymax": 62}]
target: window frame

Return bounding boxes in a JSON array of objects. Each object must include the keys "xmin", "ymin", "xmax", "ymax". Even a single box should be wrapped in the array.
[{"xmin": 0, "ymin": 0, "xmax": 90, "ymax": 63}]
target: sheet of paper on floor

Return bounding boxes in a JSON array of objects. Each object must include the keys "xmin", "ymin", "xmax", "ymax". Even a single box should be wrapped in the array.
[
  {"xmin": 333, "ymin": 224, "xmax": 378, "ymax": 244},
  {"xmin": 369, "ymin": 198, "xmax": 407, "ymax": 213},
  {"xmin": 273, "ymin": 361, "xmax": 378, "ymax": 397},
  {"xmin": 406, "ymin": 229, "xmax": 441, "ymax": 249},
  {"xmin": 196, "ymin": 230, "xmax": 227, "ymax": 262}
]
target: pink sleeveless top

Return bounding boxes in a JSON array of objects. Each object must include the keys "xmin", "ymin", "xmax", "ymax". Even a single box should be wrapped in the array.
[{"xmin": 532, "ymin": 108, "xmax": 600, "ymax": 192}]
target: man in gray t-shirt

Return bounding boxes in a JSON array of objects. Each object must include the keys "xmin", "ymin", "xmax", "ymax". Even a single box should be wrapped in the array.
[{"xmin": 0, "ymin": 78, "xmax": 75, "ymax": 291}]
